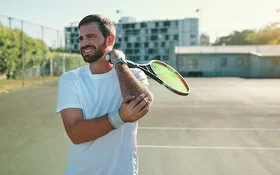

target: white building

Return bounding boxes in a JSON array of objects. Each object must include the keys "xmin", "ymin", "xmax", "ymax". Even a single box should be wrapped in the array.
[
  {"xmin": 115, "ymin": 17, "xmax": 199, "ymax": 63},
  {"xmin": 174, "ymin": 45, "xmax": 280, "ymax": 78},
  {"xmin": 64, "ymin": 17, "xmax": 199, "ymax": 64}
]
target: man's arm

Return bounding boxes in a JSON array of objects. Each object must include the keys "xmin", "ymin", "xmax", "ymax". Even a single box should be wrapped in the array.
[
  {"xmin": 110, "ymin": 50, "xmax": 154, "ymax": 122},
  {"xmin": 61, "ymin": 108, "xmax": 113, "ymax": 144},
  {"xmin": 60, "ymin": 96, "xmax": 136, "ymax": 145}
]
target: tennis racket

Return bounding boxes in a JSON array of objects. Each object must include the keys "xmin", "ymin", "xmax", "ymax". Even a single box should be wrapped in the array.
[{"xmin": 105, "ymin": 53, "xmax": 190, "ymax": 96}]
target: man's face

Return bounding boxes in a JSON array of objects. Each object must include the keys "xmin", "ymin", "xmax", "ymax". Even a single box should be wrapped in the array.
[{"xmin": 78, "ymin": 23, "xmax": 107, "ymax": 63}]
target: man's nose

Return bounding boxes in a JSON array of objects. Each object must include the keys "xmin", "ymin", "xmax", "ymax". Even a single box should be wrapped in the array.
[{"xmin": 80, "ymin": 38, "xmax": 90, "ymax": 47}]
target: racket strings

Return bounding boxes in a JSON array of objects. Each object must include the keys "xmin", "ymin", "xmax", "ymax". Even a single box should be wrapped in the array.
[{"xmin": 150, "ymin": 63, "xmax": 188, "ymax": 93}]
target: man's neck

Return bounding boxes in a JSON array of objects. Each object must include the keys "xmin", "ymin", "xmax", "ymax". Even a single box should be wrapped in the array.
[{"xmin": 89, "ymin": 58, "xmax": 113, "ymax": 74}]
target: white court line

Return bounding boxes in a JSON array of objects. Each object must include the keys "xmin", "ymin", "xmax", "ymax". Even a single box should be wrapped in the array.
[
  {"xmin": 138, "ymin": 127, "xmax": 280, "ymax": 131},
  {"xmin": 137, "ymin": 145, "xmax": 280, "ymax": 150}
]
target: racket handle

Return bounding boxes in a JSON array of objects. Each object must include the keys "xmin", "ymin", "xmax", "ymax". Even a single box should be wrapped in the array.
[{"xmin": 104, "ymin": 52, "xmax": 111, "ymax": 62}]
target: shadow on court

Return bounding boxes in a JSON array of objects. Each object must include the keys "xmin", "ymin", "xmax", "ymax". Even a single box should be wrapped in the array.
[{"xmin": 0, "ymin": 78, "xmax": 280, "ymax": 175}]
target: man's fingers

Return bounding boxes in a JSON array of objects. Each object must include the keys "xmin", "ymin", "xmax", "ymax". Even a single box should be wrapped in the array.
[
  {"xmin": 133, "ymin": 97, "xmax": 149, "ymax": 112},
  {"xmin": 137, "ymin": 101, "xmax": 151, "ymax": 117},
  {"xmin": 122, "ymin": 95, "xmax": 136, "ymax": 104},
  {"xmin": 128, "ymin": 94, "xmax": 145, "ymax": 107}
]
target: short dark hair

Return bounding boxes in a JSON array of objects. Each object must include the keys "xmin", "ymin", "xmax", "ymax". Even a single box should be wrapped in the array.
[{"xmin": 78, "ymin": 14, "xmax": 116, "ymax": 38}]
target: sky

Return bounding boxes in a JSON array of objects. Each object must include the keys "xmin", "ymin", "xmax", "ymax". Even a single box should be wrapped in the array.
[{"xmin": 0, "ymin": 0, "xmax": 279, "ymax": 43}]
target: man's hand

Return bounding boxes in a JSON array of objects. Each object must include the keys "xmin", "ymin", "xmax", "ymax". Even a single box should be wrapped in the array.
[
  {"xmin": 107, "ymin": 49, "xmax": 126, "ymax": 63},
  {"xmin": 119, "ymin": 94, "xmax": 151, "ymax": 122}
]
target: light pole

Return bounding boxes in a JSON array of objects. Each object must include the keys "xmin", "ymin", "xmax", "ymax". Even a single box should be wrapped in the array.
[
  {"xmin": 196, "ymin": 8, "xmax": 202, "ymax": 45},
  {"xmin": 8, "ymin": 17, "xmax": 13, "ymax": 29},
  {"xmin": 116, "ymin": 10, "xmax": 123, "ymax": 50},
  {"xmin": 277, "ymin": 9, "xmax": 280, "ymax": 27}
]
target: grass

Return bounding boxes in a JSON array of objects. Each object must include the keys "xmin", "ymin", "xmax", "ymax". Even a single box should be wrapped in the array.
[{"xmin": 0, "ymin": 76, "xmax": 59, "ymax": 94}]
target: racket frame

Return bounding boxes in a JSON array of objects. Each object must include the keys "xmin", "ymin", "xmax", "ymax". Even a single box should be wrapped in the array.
[{"xmin": 127, "ymin": 60, "xmax": 190, "ymax": 96}]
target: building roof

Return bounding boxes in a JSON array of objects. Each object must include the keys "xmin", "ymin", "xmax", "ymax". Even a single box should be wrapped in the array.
[{"xmin": 175, "ymin": 45, "xmax": 280, "ymax": 57}]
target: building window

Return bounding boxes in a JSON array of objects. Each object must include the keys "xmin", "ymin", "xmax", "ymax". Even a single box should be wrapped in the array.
[
  {"xmin": 236, "ymin": 57, "xmax": 245, "ymax": 65},
  {"xmin": 190, "ymin": 34, "xmax": 196, "ymax": 38},
  {"xmin": 160, "ymin": 28, "xmax": 168, "ymax": 33},
  {"xmin": 141, "ymin": 23, "xmax": 147, "ymax": 28},
  {"xmin": 179, "ymin": 56, "xmax": 198, "ymax": 70},
  {"xmin": 65, "ymin": 27, "xmax": 71, "ymax": 32},
  {"xmin": 150, "ymin": 35, "xmax": 158, "ymax": 40},
  {"xmin": 163, "ymin": 21, "xmax": 170, "ymax": 27},
  {"xmin": 151, "ymin": 28, "xmax": 158, "ymax": 34},
  {"xmin": 187, "ymin": 57, "xmax": 198, "ymax": 69},
  {"xmin": 114, "ymin": 43, "xmax": 120, "ymax": 49},
  {"xmin": 127, "ymin": 43, "xmax": 132, "ymax": 48},
  {"xmin": 220, "ymin": 57, "xmax": 227, "ymax": 67},
  {"xmin": 125, "ymin": 49, "xmax": 133, "ymax": 54},
  {"xmin": 129, "ymin": 24, "xmax": 135, "ymax": 28},
  {"xmin": 163, "ymin": 55, "xmax": 169, "ymax": 60},
  {"xmin": 123, "ymin": 24, "xmax": 128, "ymax": 29},
  {"xmin": 154, "ymin": 55, "xmax": 161, "ymax": 60},
  {"xmin": 148, "ymin": 49, "xmax": 155, "ymax": 54},
  {"xmin": 155, "ymin": 22, "xmax": 159, "ymax": 27}
]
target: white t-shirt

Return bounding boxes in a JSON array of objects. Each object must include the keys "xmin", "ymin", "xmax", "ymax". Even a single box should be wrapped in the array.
[{"xmin": 56, "ymin": 64, "xmax": 148, "ymax": 175}]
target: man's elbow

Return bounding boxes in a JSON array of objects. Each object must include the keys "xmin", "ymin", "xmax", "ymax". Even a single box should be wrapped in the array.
[
  {"xmin": 66, "ymin": 127, "xmax": 91, "ymax": 145},
  {"xmin": 67, "ymin": 131, "xmax": 82, "ymax": 145}
]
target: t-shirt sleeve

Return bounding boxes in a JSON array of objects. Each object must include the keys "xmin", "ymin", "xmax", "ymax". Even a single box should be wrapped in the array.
[
  {"xmin": 131, "ymin": 68, "xmax": 149, "ymax": 86},
  {"xmin": 56, "ymin": 72, "xmax": 82, "ymax": 114}
]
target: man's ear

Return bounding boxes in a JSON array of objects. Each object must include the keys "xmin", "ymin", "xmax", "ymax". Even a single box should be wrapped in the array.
[{"xmin": 106, "ymin": 34, "xmax": 115, "ymax": 47}]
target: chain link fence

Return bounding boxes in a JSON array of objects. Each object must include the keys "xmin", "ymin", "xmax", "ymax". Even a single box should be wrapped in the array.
[{"xmin": 0, "ymin": 15, "xmax": 85, "ymax": 88}]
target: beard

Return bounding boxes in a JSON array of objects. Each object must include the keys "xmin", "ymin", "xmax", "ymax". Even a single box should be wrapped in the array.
[{"xmin": 81, "ymin": 42, "xmax": 106, "ymax": 63}]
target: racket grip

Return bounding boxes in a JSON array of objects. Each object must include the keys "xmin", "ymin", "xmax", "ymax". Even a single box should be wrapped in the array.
[{"xmin": 104, "ymin": 52, "xmax": 111, "ymax": 62}]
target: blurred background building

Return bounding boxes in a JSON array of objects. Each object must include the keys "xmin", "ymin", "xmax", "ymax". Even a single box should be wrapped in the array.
[
  {"xmin": 64, "ymin": 16, "xmax": 199, "ymax": 64},
  {"xmin": 175, "ymin": 45, "xmax": 280, "ymax": 78}
]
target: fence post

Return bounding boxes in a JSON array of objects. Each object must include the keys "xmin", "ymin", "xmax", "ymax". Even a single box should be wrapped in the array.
[
  {"xmin": 21, "ymin": 20, "xmax": 25, "ymax": 87},
  {"xmin": 62, "ymin": 53, "xmax": 66, "ymax": 73},
  {"xmin": 50, "ymin": 58, "xmax": 53, "ymax": 77},
  {"xmin": 41, "ymin": 26, "xmax": 46, "ymax": 83}
]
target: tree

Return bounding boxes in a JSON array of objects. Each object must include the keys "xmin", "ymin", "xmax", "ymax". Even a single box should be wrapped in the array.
[
  {"xmin": 213, "ymin": 30, "xmax": 257, "ymax": 45},
  {"xmin": 0, "ymin": 25, "xmax": 21, "ymax": 79},
  {"xmin": 256, "ymin": 22, "xmax": 280, "ymax": 45},
  {"xmin": 213, "ymin": 22, "xmax": 280, "ymax": 45},
  {"xmin": 200, "ymin": 33, "xmax": 210, "ymax": 46},
  {"xmin": 0, "ymin": 25, "xmax": 50, "ymax": 79}
]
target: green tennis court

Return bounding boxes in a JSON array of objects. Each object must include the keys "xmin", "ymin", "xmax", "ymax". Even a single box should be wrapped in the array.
[{"xmin": 0, "ymin": 78, "xmax": 280, "ymax": 175}]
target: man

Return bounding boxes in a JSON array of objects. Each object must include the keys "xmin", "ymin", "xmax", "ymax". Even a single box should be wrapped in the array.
[{"xmin": 56, "ymin": 14, "xmax": 153, "ymax": 175}]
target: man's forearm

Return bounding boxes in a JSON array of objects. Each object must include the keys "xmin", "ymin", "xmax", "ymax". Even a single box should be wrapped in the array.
[
  {"xmin": 64, "ymin": 115, "xmax": 114, "ymax": 144},
  {"xmin": 115, "ymin": 63, "xmax": 153, "ymax": 100}
]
